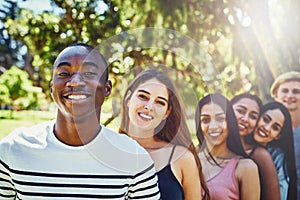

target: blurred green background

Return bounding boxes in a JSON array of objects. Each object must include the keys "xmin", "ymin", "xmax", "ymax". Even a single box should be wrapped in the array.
[{"xmin": 1, "ymin": 0, "xmax": 300, "ymax": 140}]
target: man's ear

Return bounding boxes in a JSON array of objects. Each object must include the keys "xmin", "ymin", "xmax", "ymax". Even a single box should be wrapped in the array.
[
  {"xmin": 50, "ymin": 81, "xmax": 53, "ymax": 94},
  {"xmin": 105, "ymin": 80, "xmax": 112, "ymax": 97},
  {"xmin": 49, "ymin": 81, "xmax": 54, "ymax": 100},
  {"xmin": 273, "ymin": 90, "xmax": 279, "ymax": 99}
]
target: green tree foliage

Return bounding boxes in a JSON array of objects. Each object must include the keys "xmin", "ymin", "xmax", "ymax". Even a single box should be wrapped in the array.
[
  {"xmin": 1, "ymin": 0, "xmax": 300, "ymax": 124},
  {"xmin": 111, "ymin": 0, "xmax": 300, "ymax": 101},
  {"xmin": 0, "ymin": 66, "xmax": 47, "ymax": 111},
  {"xmin": 4, "ymin": 0, "xmax": 120, "ymax": 95},
  {"xmin": 0, "ymin": 84, "xmax": 10, "ymax": 105},
  {"xmin": 0, "ymin": 0, "xmax": 22, "ymax": 70}
]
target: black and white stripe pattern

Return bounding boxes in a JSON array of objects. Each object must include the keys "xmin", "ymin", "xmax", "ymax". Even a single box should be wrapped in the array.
[
  {"xmin": 0, "ymin": 161, "xmax": 159, "ymax": 199},
  {"xmin": 0, "ymin": 121, "xmax": 160, "ymax": 199}
]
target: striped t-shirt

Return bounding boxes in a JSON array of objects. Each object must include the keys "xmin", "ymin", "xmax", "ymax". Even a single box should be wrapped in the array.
[{"xmin": 0, "ymin": 121, "xmax": 160, "ymax": 199}]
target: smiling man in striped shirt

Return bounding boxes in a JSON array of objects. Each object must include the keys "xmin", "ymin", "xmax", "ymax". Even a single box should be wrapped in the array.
[{"xmin": 0, "ymin": 43, "xmax": 160, "ymax": 200}]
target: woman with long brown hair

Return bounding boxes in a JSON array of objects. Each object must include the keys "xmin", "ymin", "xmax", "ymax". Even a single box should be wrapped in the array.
[{"xmin": 119, "ymin": 68, "xmax": 209, "ymax": 200}]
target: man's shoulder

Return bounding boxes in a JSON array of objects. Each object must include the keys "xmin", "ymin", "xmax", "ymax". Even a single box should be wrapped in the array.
[
  {"xmin": 0, "ymin": 120, "xmax": 54, "ymax": 147},
  {"xmin": 294, "ymin": 125, "xmax": 300, "ymax": 133},
  {"xmin": 100, "ymin": 126, "xmax": 146, "ymax": 152},
  {"xmin": 95, "ymin": 126, "xmax": 153, "ymax": 173}
]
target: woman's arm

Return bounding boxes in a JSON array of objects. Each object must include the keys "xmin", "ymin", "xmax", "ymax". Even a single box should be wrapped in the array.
[
  {"xmin": 252, "ymin": 147, "xmax": 281, "ymax": 200},
  {"xmin": 172, "ymin": 148, "xmax": 202, "ymax": 200},
  {"xmin": 236, "ymin": 158, "xmax": 260, "ymax": 200}
]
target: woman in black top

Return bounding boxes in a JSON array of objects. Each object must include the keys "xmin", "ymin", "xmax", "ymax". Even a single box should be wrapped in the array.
[{"xmin": 119, "ymin": 68, "xmax": 209, "ymax": 200}]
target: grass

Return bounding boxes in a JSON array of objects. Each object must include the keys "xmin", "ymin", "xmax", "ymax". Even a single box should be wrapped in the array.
[
  {"xmin": 0, "ymin": 108, "xmax": 117, "ymax": 141},
  {"xmin": 0, "ymin": 110, "xmax": 198, "ymax": 145},
  {"xmin": 0, "ymin": 110, "xmax": 56, "ymax": 141}
]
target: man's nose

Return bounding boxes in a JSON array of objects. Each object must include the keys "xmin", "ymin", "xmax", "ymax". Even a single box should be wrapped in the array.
[
  {"xmin": 287, "ymin": 90, "xmax": 294, "ymax": 97},
  {"xmin": 66, "ymin": 73, "xmax": 85, "ymax": 87}
]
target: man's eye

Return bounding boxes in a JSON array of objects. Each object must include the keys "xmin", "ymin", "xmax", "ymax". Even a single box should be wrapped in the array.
[
  {"xmin": 292, "ymin": 89, "xmax": 300, "ymax": 94},
  {"xmin": 84, "ymin": 72, "xmax": 98, "ymax": 76},
  {"xmin": 281, "ymin": 88, "xmax": 289, "ymax": 93},
  {"xmin": 58, "ymin": 72, "xmax": 70, "ymax": 77}
]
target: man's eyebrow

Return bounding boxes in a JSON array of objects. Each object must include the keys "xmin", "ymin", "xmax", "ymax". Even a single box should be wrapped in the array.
[
  {"xmin": 137, "ymin": 89, "xmax": 169, "ymax": 102},
  {"xmin": 82, "ymin": 61, "xmax": 99, "ymax": 69},
  {"xmin": 56, "ymin": 62, "xmax": 71, "ymax": 68},
  {"xmin": 55, "ymin": 61, "xmax": 100, "ymax": 69}
]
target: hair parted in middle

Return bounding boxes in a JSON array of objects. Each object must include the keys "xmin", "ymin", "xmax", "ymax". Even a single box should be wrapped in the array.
[
  {"xmin": 195, "ymin": 93, "xmax": 248, "ymax": 158},
  {"xmin": 119, "ymin": 68, "xmax": 209, "ymax": 199}
]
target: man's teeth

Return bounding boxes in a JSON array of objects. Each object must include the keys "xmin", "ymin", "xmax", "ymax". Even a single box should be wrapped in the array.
[
  {"xmin": 139, "ymin": 113, "xmax": 152, "ymax": 120},
  {"xmin": 68, "ymin": 95, "xmax": 87, "ymax": 100}
]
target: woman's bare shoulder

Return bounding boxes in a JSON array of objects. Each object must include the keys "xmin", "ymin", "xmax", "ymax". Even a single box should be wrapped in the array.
[
  {"xmin": 236, "ymin": 158, "xmax": 259, "ymax": 178},
  {"xmin": 173, "ymin": 145, "xmax": 195, "ymax": 162},
  {"xmin": 237, "ymin": 158, "xmax": 258, "ymax": 170},
  {"xmin": 251, "ymin": 146, "xmax": 273, "ymax": 163}
]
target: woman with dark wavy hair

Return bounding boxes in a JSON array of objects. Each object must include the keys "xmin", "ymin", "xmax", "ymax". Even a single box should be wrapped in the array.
[
  {"xmin": 119, "ymin": 68, "xmax": 209, "ymax": 200},
  {"xmin": 253, "ymin": 101, "xmax": 297, "ymax": 200},
  {"xmin": 196, "ymin": 93, "xmax": 260, "ymax": 200},
  {"xmin": 231, "ymin": 93, "xmax": 281, "ymax": 200}
]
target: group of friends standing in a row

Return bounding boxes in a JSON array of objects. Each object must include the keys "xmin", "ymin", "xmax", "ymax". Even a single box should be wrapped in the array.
[{"xmin": 0, "ymin": 43, "xmax": 300, "ymax": 200}]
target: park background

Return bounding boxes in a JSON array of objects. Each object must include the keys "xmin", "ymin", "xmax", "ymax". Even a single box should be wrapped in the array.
[{"xmin": 0, "ymin": 0, "xmax": 300, "ymax": 141}]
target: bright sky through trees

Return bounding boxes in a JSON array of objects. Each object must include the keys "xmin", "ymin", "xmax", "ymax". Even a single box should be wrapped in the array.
[
  {"xmin": 13, "ymin": 0, "xmax": 108, "ymax": 14},
  {"xmin": 15, "ymin": 0, "xmax": 52, "ymax": 13}
]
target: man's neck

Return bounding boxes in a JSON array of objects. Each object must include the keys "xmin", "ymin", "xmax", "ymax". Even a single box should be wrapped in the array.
[
  {"xmin": 54, "ymin": 112, "xmax": 101, "ymax": 146},
  {"xmin": 290, "ymin": 109, "xmax": 300, "ymax": 130}
]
